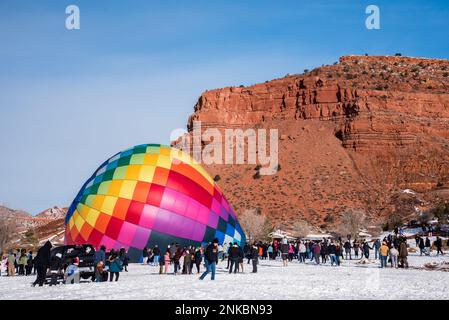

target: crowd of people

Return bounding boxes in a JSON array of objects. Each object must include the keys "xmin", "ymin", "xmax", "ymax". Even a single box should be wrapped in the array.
[
  {"xmin": 140, "ymin": 239, "xmax": 264, "ymax": 280},
  {"xmin": 92, "ymin": 246, "xmax": 129, "ymax": 283},
  {"xmin": 415, "ymin": 235, "xmax": 446, "ymax": 256},
  {"xmin": 1, "ymin": 249, "xmax": 36, "ymax": 277},
  {"xmin": 137, "ymin": 232, "xmax": 449, "ymax": 281},
  {"xmin": 0, "ymin": 241, "xmax": 131, "ymax": 286},
  {"xmin": 143, "ymin": 244, "xmax": 204, "ymax": 275},
  {"xmin": 1, "ymin": 232, "xmax": 447, "ymax": 284}
]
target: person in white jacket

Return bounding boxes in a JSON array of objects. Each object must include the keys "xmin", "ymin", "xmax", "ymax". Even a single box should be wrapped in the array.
[
  {"xmin": 0, "ymin": 254, "xmax": 7, "ymax": 276},
  {"xmin": 298, "ymin": 241, "xmax": 306, "ymax": 263},
  {"xmin": 389, "ymin": 245, "xmax": 399, "ymax": 268}
]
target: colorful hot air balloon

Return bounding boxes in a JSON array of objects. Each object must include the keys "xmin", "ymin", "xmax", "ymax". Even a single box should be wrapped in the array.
[{"xmin": 65, "ymin": 144, "xmax": 246, "ymax": 261}]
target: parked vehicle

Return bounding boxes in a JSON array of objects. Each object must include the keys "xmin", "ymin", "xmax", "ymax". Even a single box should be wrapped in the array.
[{"xmin": 45, "ymin": 244, "xmax": 96, "ymax": 283}]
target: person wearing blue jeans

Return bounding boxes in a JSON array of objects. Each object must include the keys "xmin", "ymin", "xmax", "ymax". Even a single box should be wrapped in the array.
[
  {"xmin": 379, "ymin": 242, "xmax": 389, "ymax": 268},
  {"xmin": 373, "ymin": 239, "xmax": 381, "ymax": 260},
  {"xmin": 200, "ymin": 238, "xmax": 219, "ymax": 281},
  {"xmin": 380, "ymin": 255, "xmax": 387, "ymax": 268},
  {"xmin": 328, "ymin": 241, "xmax": 339, "ymax": 266},
  {"xmin": 330, "ymin": 254, "xmax": 338, "ymax": 266},
  {"xmin": 201, "ymin": 259, "xmax": 216, "ymax": 280}
]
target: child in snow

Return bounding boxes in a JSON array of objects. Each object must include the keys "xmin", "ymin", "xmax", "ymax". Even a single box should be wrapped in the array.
[
  {"xmin": 64, "ymin": 257, "xmax": 80, "ymax": 284},
  {"xmin": 267, "ymin": 245, "xmax": 273, "ymax": 260},
  {"xmin": 288, "ymin": 243, "xmax": 294, "ymax": 262},
  {"xmin": 164, "ymin": 250, "xmax": 170, "ymax": 274}
]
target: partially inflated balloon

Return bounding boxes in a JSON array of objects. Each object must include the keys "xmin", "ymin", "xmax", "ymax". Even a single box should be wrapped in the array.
[{"xmin": 65, "ymin": 144, "xmax": 245, "ymax": 261}]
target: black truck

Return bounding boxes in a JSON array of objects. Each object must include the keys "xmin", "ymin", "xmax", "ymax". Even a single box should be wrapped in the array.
[{"xmin": 45, "ymin": 244, "xmax": 96, "ymax": 283}]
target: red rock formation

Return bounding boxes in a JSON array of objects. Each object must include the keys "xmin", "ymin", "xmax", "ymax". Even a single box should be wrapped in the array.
[{"xmin": 178, "ymin": 55, "xmax": 449, "ymax": 230}]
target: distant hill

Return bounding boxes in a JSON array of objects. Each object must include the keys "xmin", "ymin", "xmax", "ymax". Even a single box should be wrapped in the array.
[{"xmin": 0, "ymin": 205, "xmax": 67, "ymax": 249}]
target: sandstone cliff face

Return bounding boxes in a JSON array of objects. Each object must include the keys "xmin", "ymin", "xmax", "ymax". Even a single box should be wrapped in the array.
[{"xmin": 181, "ymin": 56, "xmax": 449, "ymax": 229}]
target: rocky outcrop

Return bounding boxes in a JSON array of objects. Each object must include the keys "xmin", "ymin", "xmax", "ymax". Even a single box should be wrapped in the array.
[
  {"xmin": 36, "ymin": 206, "xmax": 67, "ymax": 221},
  {"xmin": 179, "ymin": 55, "xmax": 449, "ymax": 229}
]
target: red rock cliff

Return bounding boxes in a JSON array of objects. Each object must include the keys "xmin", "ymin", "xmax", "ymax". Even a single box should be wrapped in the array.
[{"xmin": 181, "ymin": 55, "xmax": 449, "ymax": 229}]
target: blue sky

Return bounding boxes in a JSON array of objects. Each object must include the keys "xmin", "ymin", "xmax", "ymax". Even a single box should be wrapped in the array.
[{"xmin": 0, "ymin": 0, "xmax": 448, "ymax": 214}]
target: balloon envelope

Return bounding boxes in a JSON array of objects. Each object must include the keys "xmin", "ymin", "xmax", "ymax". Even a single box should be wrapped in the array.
[{"xmin": 64, "ymin": 144, "xmax": 246, "ymax": 261}]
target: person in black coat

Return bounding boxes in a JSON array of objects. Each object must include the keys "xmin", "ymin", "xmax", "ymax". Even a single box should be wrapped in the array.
[
  {"xmin": 228, "ymin": 243, "xmax": 240, "ymax": 274},
  {"xmin": 194, "ymin": 247, "xmax": 202, "ymax": 274},
  {"xmin": 327, "ymin": 242, "xmax": 338, "ymax": 266},
  {"xmin": 238, "ymin": 244, "xmax": 245, "ymax": 272},
  {"xmin": 26, "ymin": 254, "xmax": 33, "ymax": 276},
  {"xmin": 251, "ymin": 244, "xmax": 259, "ymax": 273},
  {"xmin": 49, "ymin": 253, "xmax": 62, "ymax": 286},
  {"xmin": 418, "ymin": 237, "xmax": 425, "ymax": 255},
  {"xmin": 362, "ymin": 241, "xmax": 372, "ymax": 259},
  {"xmin": 435, "ymin": 237, "xmax": 444, "ymax": 256},
  {"xmin": 119, "ymin": 248, "xmax": 129, "ymax": 272},
  {"xmin": 32, "ymin": 241, "xmax": 52, "ymax": 287},
  {"xmin": 225, "ymin": 242, "xmax": 232, "ymax": 269},
  {"xmin": 199, "ymin": 238, "xmax": 219, "ymax": 281},
  {"xmin": 142, "ymin": 247, "xmax": 148, "ymax": 264},
  {"xmin": 320, "ymin": 241, "xmax": 328, "ymax": 264},
  {"xmin": 243, "ymin": 243, "xmax": 251, "ymax": 264},
  {"xmin": 343, "ymin": 241, "xmax": 352, "ymax": 260},
  {"xmin": 158, "ymin": 250, "xmax": 166, "ymax": 274}
]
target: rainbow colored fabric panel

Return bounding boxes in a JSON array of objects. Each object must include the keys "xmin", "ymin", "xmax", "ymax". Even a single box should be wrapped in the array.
[{"xmin": 64, "ymin": 144, "xmax": 245, "ymax": 260}]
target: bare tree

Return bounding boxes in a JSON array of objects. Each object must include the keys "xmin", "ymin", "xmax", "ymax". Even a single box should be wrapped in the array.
[
  {"xmin": 239, "ymin": 209, "xmax": 273, "ymax": 242},
  {"xmin": 0, "ymin": 219, "xmax": 15, "ymax": 254},
  {"xmin": 337, "ymin": 209, "xmax": 366, "ymax": 239},
  {"xmin": 432, "ymin": 202, "xmax": 449, "ymax": 225},
  {"xmin": 292, "ymin": 220, "xmax": 311, "ymax": 238}
]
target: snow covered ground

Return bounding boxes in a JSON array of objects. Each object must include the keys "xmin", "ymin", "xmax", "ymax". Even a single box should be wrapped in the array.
[{"xmin": 1, "ymin": 251, "xmax": 449, "ymax": 300}]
